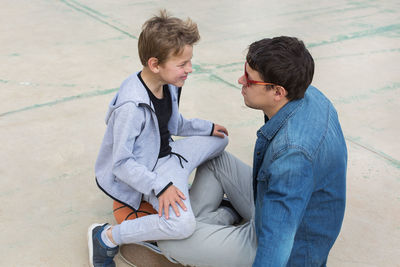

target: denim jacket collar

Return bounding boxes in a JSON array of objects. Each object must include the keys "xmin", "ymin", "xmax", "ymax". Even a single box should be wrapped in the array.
[{"xmin": 258, "ymin": 97, "xmax": 303, "ymax": 140}]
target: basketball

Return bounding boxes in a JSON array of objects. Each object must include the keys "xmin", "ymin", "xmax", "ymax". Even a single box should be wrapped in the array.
[{"xmin": 113, "ymin": 200, "xmax": 157, "ymax": 224}]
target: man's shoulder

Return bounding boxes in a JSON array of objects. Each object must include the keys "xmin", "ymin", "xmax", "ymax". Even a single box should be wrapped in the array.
[{"xmin": 274, "ymin": 87, "xmax": 334, "ymax": 157}]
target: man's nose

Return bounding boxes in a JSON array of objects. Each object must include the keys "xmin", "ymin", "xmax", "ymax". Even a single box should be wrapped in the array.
[{"xmin": 238, "ymin": 74, "xmax": 246, "ymax": 85}]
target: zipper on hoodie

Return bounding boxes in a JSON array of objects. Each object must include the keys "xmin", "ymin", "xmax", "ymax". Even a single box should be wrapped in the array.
[
  {"xmin": 138, "ymin": 85, "xmax": 180, "ymax": 172},
  {"xmin": 139, "ymin": 102, "xmax": 160, "ymax": 171}
]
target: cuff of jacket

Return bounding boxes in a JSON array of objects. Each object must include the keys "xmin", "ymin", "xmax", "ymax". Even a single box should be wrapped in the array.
[
  {"xmin": 156, "ymin": 182, "xmax": 173, "ymax": 198},
  {"xmin": 209, "ymin": 123, "xmax": 215, "ymax": 136}
]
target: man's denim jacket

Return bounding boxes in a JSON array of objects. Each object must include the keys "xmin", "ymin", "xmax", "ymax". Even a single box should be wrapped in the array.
[{"xmin": 252, "ymin": 86, "xmax": 347, "ymax": 267}]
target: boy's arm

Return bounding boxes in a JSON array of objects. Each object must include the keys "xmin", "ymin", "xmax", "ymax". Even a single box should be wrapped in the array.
[
  {"xmin": 111, "ymin": 103, "xmax": 171, "ymax": 196},
  {"xmin": 253, "ymin": 149, "xmax": 313, "ymax": 267},
  {"xmin": 173, "ymin": 86, "xmax": 227, "ymax": 137},
  {"xmin": 211, "ymin": 123, "xmax": 228, "ymax": 138},
  {"xmin": 175, "ymin": 114, "xmax": 228, "ymax": 138},
  {"xmin": 175, "ymin": 113, "xmax": 213, "ymax": 136}
]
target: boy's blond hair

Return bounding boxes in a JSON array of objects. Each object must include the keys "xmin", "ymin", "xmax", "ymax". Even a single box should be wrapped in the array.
[{"xmin": 138, "ymin": 10, "xmax": 200, "ymax": 66}]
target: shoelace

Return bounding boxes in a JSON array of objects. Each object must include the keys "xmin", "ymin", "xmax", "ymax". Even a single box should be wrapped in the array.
[{"xmin": 169, "ymin": 152, "xmax": 188, "ymax": 168}]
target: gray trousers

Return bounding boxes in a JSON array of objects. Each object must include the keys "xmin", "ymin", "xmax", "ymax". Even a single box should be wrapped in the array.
[
  {"xmin": 158, "ymin": 151, "xmax": 257, "ymax": 267},
  {"xmin": 114, "ymin": 136, "xmax": 228, "ymax": 244}
]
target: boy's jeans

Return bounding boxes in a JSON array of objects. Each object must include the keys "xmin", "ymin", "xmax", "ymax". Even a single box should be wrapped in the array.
[{"xmin": 158, "ymin": 151, "xmax": 257, "ymax": 267}]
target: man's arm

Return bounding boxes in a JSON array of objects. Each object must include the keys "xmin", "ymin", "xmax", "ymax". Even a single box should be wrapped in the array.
[{"xmin": 253, "ymin": 149, "xmax": 314, "ymax": 267}]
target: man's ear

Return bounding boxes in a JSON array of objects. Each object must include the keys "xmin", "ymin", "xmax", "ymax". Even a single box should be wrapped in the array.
[
  {"xmin": 274, "ymin": 86, "xmax": 288, "ymax": 100},
  {"xmin": 147, "ymin": 57, "xmax": 160, "ymax": 73}
]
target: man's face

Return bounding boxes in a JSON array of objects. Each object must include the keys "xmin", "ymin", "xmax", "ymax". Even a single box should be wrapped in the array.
[
  {"xmin": 238, "ymin": 63, "xmax": 275, "ymax": 111},
  {"xmin": 158, "ymin": 45, "xmax": 193, "ymax": 87}
]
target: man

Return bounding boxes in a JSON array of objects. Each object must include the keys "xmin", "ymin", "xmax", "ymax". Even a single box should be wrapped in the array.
[{"xmin": 156, "ymin": 36, "xmax": 347, "ymax": 266}]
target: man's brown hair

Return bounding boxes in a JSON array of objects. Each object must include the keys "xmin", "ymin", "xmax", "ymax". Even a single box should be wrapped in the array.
[{"xmin": 138, "ymin": 10, "xmax": 200, "ymax": 66}]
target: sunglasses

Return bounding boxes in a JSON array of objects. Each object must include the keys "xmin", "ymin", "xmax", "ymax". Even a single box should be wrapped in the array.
[{"xmin": 244, "ymin": 63, "xmax": 278, "ymax": 87}]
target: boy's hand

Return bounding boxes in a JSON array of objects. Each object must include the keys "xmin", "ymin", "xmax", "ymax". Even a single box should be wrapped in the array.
[
  {"xmin": 158, "ymin": 185, "xmax": 187, "ymax": 219},
  {"xmin": 212, "ymin": 123, "xmax": 229, "ymax": 138}
]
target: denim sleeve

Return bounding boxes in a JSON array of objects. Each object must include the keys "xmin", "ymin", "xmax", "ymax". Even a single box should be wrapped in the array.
[{"xmin": 253, "ymin": 148, "xmax": 313, "ymax": 267}]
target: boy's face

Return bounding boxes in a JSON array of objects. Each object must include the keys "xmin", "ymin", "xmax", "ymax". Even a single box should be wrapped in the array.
[{"xmin": 158, "ymin": 45, "xmax": 193, "ymax": 87}]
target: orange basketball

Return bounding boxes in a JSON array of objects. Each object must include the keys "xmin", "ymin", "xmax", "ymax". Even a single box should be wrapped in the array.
[{"xmin": 113, "ymin": 200, "xmax": 157, "ymax": 224}]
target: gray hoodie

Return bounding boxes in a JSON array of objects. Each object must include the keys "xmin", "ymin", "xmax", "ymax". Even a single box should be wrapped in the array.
[{"xmin": 95, "ymin": 72, "xmax": 213, "ymax": 210}]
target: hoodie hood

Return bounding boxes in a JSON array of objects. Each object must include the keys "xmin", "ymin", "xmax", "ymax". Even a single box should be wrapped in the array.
[{"xmin": 105, "ymin": 72, "xmax": 153, "ymax": 124}]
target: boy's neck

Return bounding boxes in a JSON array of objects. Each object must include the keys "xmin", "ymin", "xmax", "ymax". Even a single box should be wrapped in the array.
[{"xmin": 140, "ymin": 67, "xmax": 164, "ymax": 98}]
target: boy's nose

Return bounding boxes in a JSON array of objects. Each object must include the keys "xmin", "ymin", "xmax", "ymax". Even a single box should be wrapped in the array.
[{"xmin": 185, "ymin": 62, "xmax": 193, "ymax": 73}]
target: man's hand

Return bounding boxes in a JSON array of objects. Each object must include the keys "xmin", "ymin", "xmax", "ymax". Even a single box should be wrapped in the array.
[
  {"xmin": 212, "ymin": 123, "xmax": 229, "ymax": 138},
  {"xmin": 158, "ymin": 185, "xmax": 187, "ymax": 219}
]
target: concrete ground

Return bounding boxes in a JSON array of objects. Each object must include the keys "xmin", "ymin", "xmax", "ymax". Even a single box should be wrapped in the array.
[{"xmin": 1, "ymin": 0, "xmax": 399, "ymax": 266}]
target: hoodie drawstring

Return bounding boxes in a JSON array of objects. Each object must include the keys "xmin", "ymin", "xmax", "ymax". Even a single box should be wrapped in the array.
[{"xmin": 169, "ymin": 152, "xmax": 188, "ymax": 168}]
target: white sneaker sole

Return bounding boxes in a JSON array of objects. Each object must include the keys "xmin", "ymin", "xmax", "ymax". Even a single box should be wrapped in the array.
[{"xmin": 87, "ymin": 223, "xmax": 103, "ymax": 267}]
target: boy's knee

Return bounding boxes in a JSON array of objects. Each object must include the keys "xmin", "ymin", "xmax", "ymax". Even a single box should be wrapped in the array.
[
  {"xmin": 161, "ymin": 212, "xmax": 196, "ymax": 239},
  {"xmin": 206, "ymin": 135, "xmax": 229, "ymax": 155},
  {"xmin": 177, "ymin": 214, "xmax": 196, "ymax": 238},
  {"xmin": 216, "ymin": 135, "xmax": 229, "ymax": 151}
]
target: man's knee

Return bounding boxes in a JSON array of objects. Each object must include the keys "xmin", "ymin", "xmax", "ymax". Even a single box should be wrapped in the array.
[
  {"xmin": 206, "ymin": 150, "xmax": 232, "ymax": 172},
  {"xmin": 205, "ymin": 135, "xmax": 229, "ymax": 159}
]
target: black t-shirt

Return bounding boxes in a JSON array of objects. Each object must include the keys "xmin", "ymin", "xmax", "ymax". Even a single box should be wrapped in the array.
[{"xmin": 138, "ymin": 72, "xmax": 172, "ymax": 158}]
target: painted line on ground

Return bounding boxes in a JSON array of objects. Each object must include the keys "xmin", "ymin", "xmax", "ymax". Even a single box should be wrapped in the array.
[
  {"xmin": 346, "ymin": 136, "xmax": 400, "ymax": 169},
  {"xmin": 0, "ymin": 60, "xmax": 243, "ymax": 118},
  {"xmin": 0, "ymin": 88, "xmax": 118, "ymax": 117},
  {"xmin": 68, "ymin": 0, "xmax": 108, "ymax": 18},
  {"xmin": 308, "ymin": 24, "xmax": 400, "ymax": 48},
  {"xmin": 59, "ymin": 0, "xmax": 137, "ymax": 39}
]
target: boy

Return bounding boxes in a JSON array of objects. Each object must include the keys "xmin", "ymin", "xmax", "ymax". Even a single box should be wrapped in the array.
[{"xmin": 88, "ymin": 10, "xmax": 228, "ymax": 267}]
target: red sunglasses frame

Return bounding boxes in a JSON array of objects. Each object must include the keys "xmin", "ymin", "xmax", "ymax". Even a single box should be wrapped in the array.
[{"xmin": 244, "ymin": 63, "xmax": 278, "ymax": 87}]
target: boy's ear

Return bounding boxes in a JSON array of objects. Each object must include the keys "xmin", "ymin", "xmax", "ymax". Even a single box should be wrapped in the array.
[{"xmin": 147, "ymin": 57, "xmax": 160, "ymax": 73}]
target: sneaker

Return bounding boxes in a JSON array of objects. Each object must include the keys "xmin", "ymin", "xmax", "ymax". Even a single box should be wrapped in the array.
[
  {"xmin": 88, "ymin": 223, "xmax": 119, "ymax": 267},
  {"xmin": 221, "ymin": 197, "xmax": 242, "ymax": 225}
]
